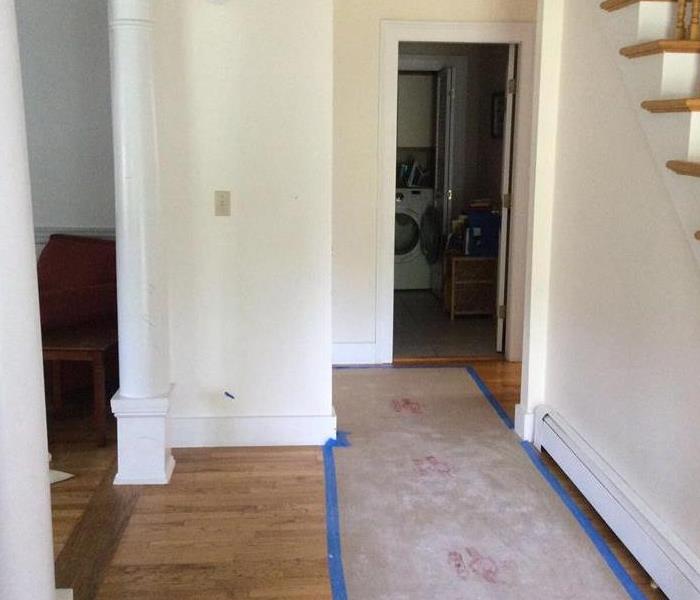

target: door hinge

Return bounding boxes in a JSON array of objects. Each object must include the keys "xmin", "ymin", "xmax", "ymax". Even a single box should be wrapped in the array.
[
  {"xmin": 498, "ymin": 305, "xmax": 507, "ymax": 319},
  {"xmin": 502, "ymin": 193, "xmax": 512, "ymax": 210},
  {"xmin": 507, "ymin": 78, "xmax": 517, "ymax": 94}
]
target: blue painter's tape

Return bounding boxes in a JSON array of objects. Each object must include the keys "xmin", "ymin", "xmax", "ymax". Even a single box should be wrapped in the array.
[
  {"xmin": 467, "ymin": 367, "xmax": 646, "ymax": 600},
  {"xmin": 465, "ymin": 366, "xmax": 514, "ymax": 429},
  {"xmin": 520, "ymin": 441, "xmax": 647, "ymax": 600},
  {"xmin": 323, "ymin": 431, "xmax": 351, "ymax": 600}
]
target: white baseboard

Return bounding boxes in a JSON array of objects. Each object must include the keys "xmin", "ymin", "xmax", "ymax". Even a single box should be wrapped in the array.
[
  {"xmin": 514, "ymin": 403, "xmax": 535, "ymax": 440},
  {"xmin": 332, "ymin": 342, "xmax": 379, "ymax": 366},
  {"xmin": 170, "ymin": 413, "xmax": 337, "ymax": 448},
  {"xmin": 535, "ymin": 409, "xmax": 700, "ymax": 600},
  {"xmin": 56, "ymin": 590, "xmax": 73, "ymax": 600}
]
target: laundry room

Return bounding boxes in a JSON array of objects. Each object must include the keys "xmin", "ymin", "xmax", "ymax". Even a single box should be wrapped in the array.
[{"xmin": 393, "ymin": 42, "xmax": 514, "ymax": 360}]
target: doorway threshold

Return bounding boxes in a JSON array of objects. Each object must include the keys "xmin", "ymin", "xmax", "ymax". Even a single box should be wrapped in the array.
[{"xmin": 392, "ymin": 354, "xmax": 503, "ymax": 367}]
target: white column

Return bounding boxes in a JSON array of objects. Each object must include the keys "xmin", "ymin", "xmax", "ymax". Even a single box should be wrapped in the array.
[
  {"xmin": 0, "ymin": 3, "xmax": 56, "ymax": 599},
  {"xmin": 109, "ymin": 0, "xmax": 174, "ymax": 484}
]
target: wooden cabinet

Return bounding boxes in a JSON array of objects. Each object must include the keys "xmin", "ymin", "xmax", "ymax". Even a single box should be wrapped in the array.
[{"xmin": 443, "ymin": 256, "xmax": 497, "ymax": 320}]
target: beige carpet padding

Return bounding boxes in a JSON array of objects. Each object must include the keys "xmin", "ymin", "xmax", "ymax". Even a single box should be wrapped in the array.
[{"xmin": 332, "ymin": 367, "xmax": 629, "ymax": 599}]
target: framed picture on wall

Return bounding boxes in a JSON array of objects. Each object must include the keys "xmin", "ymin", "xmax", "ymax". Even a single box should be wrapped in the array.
[{"xmin": 491, "ymin": 92, "xmax": 505, "ymax": 139}]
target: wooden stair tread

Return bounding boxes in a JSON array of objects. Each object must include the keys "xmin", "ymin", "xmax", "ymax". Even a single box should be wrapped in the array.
[
  {"xmin": 621, "ymin": 39, "xmax": 700, "ymax": 58},
  {"xmin": 601, "ymin": 0, "xmax": 675, "ymax": 12},
  {"xmin": 642, "ymin": 98, "xmax": 700, "ymax": 112},
  {"xmin": 667, "ymin": 160, "xmax": 700, "ymax": 176}
]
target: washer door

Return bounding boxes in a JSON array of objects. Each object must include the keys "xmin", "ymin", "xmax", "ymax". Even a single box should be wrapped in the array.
[{"xmin": 395, "ymin": 211, "xmax": 421, "ymax": 262}]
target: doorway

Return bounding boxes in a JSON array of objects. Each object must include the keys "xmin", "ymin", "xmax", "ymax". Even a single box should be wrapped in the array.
[
  {"xmin": 374, "ymin": 21, "xmax": 535, "ymax": 367},
  {"xmin": 392, "ymin": 42, "xmax": 515, "ymax": 361}
]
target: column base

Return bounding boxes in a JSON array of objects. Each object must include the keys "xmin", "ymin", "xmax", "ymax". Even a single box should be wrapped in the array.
[{"xmin": 111, "ymin": 387, "xmax": 175, "ymax": 485}]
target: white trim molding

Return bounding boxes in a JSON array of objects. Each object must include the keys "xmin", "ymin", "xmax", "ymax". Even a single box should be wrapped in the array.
[
  {"xmin": 535, "ymin": 408, "xmax": 700, "ymax": 600},
  {"xmin": 332, "ymin": 342, "xmax": 380, "ymax": 366},
  {"xmin": 519, "ymin": 0, "xmax": 565, "ymax": 430},
  {"xmin": 376, "ymin": 20, "xmax": 536, "ymax": 365},
  {"xmin": 514, "ymin": 403, "xmax": 536, "ymax": 441},
  {"xmin": 170, "ymin": 413, "xmax": 337, "ymax": 448}
]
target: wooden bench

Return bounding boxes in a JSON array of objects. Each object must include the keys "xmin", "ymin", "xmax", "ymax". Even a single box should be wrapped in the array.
[{"xmin": 42, "ymin": 323, "xmax": 117, "ymax": 446}]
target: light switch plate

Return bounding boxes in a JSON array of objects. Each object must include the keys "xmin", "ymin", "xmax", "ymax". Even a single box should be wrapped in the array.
[{"xmin": 214, "ymin": 190, "xmax": 231, "ymax": 217}]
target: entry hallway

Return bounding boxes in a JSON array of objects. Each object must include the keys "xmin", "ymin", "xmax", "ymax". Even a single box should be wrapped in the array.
[{"xmin": 49, "ymin": 363, "xmax": 666, "ymax": 599}]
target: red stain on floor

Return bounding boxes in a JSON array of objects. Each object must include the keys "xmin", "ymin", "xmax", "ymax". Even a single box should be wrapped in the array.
[
  {"xmin": 413, "ymin": 456, "xmax": 453, "ymax": 477},
  {"xmin": 391, "ymin": 398, "xmax": 423, "ymax": 414},
  {"xmin": 448, "ymin": 547, "xmax": 503, "ymax": 584},
  {"xmin": 448, "ymin": 551, "xmax": 468, "ymax": 580},
  {"xmin": 465, "ymin": 547, "xmax": 500, "ymax": 584}
]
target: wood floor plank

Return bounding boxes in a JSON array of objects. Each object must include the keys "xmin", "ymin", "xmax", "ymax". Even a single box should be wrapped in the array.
[
  {"xmin": 99, "ymin": 446, "xmax": 330, "ymax": 600},
  {"xmin": 54, "ymin": 460, "xmax": 142, "ymax": 600}
]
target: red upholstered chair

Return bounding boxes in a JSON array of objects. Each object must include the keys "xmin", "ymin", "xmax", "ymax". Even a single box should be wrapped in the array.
[
  {"xmin": 37, "ymin": 235, "xmax": 118, "ymax": 445},
  {"xmin": 37, "ymin": 234, "xmax": 117, "ymax": 330}
]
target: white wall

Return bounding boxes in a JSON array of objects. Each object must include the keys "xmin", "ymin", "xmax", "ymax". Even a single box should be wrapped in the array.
[
  {"xmin": 543, "ymin": 1, "xmax": 700, "ymax": 557},
  {"xmin": 153, "ymin": 0, "xmax": 335, "ymax": 445},
  {"xmin": 15, "ymin": 0, "xmax": 114, "ymax": 231},
  {"xmin": 333, "ymin": 0, "xmax": 538, "ymax": 359},
  {"xmin": 397, "ymin": 73, "xmax": 434, "ymax": 148}
]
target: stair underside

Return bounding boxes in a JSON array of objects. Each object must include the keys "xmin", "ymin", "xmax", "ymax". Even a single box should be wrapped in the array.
[
  {"xmin": 642, "ymin": 98, "xmax": 700, "ymax": 112},
  {"xmin": 621, "ymin": 39, "xmax": 700, "ymax": 58},
  {"xmin": 601, "ymin": 0, "xmax": 675, "ymax": 12},
  {"xmin": 667, "ymin": 160, "xmax": 700, "ymax": 177}
]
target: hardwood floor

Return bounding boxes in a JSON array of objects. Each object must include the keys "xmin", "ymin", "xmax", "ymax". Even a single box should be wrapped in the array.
[
  {"xmin": 97, "ymin": 446, "xmax": 329, "ymax": 600},
  {"xmin": 49, "ymin": 410, "xmax": 118, "ymax": 557},
  {"xmin": 49, "ymin": 363, "xmax": 667, "ymax": 599}
]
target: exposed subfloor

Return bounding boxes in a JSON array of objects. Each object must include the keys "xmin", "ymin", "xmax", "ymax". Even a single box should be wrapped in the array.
[{"xmin": 393, "ymin": 290, "xmax": 498, "ymax": 358}]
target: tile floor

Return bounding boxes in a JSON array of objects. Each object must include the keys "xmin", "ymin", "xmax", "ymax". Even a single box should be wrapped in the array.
[{"xmin": 393, "ymin": 290, "xmax": 498, "ymax": 358}]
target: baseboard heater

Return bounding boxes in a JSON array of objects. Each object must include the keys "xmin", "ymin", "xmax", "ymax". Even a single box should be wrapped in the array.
[{"xmin": 534, "ymin": 408, "xmax": 700, "ymax": 600}]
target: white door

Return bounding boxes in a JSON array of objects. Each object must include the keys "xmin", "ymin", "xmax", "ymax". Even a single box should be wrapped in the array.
[
  {"xmin": 496, "ymin": 45, "xmax": 518, "ymax": 353},
  {"xmin": 434, "ymin": 68, "xmax": 455, "ymax": 235}
]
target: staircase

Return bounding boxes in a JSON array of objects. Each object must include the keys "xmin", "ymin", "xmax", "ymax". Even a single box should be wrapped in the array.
[{"xmin": 600, "ymin": 0, "xmax": 700, "ymax": 254}]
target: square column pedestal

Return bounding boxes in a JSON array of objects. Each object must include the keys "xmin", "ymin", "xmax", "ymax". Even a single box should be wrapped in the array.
[{"xmin": 111, "ymin": 387, "xmax": 175, "ymax": 485}]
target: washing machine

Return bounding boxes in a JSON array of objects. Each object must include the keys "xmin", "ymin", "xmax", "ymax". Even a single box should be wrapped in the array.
[{"xmin": 394, "ymin": 188, "xmax": 433, "ymax": 290}]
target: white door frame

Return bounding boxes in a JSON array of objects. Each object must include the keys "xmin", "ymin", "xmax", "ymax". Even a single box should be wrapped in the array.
[{"xmin": 376, "ymin": 21, "xmax": 536, "ymax": 364}]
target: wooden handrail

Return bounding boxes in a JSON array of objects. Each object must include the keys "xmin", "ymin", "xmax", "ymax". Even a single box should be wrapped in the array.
[
  {"xmin": 677, "ymin": 0, "xmax": 689, "ymax": 40},
  {"xmin": 691, "ymin": 0, "xmax": 700, "ymax": 41}
]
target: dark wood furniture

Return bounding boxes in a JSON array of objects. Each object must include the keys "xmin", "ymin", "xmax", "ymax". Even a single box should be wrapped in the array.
[
  {"xmin": 443, "ymin": 255, "xmax": 498, "ymax": 320},
  {"xmin": 38, "ymin": 235, "xmax": 118, "ymax": 446},
  {"xmin": 42, "ymin": 324, "xmax": 117, "ymax": 446}
]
